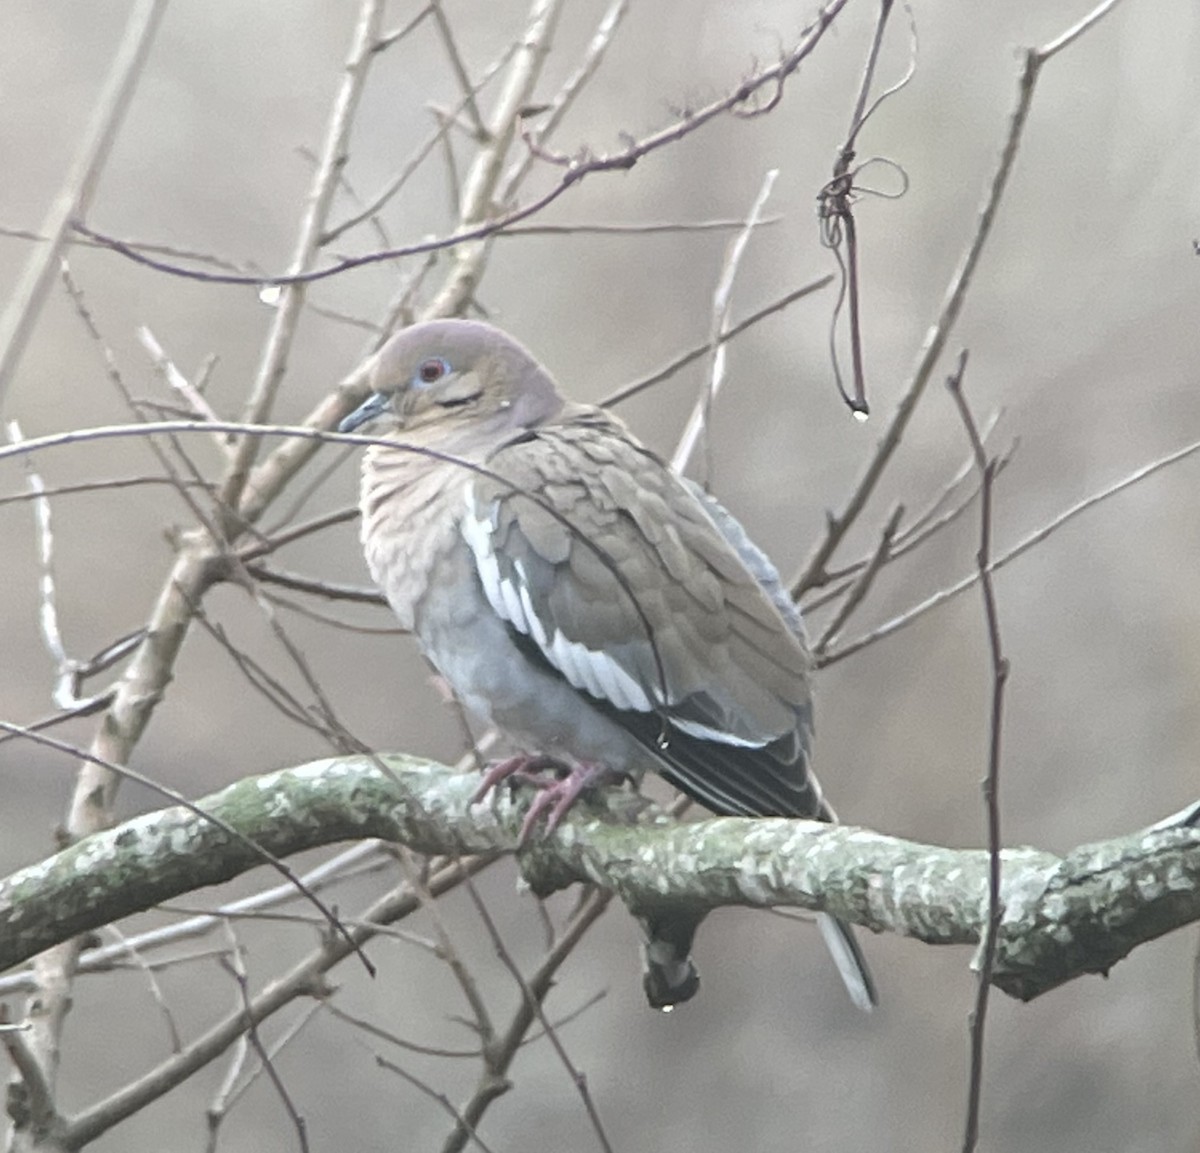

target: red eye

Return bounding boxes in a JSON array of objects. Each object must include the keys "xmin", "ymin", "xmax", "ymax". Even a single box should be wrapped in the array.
[{"xmin": 418, "ymin": 358, "xmax": 448, "ymax": 384}]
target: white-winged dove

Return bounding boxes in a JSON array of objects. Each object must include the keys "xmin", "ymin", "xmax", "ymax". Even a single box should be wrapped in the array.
[{"xmin": 340, "ymin": 319, "xmax": 876, "ymax": 1012}]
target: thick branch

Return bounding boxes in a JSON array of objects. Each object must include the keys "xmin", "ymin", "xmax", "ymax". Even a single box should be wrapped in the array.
[{"xmin": 1, "ymin": 756, "xmax": 1196, "ymax": 1003}]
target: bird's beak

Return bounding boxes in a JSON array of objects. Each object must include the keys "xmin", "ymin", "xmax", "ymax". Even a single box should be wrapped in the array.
[{"xmin": 338, "ymin": 391, "xmax": 391, "ymax": 434}]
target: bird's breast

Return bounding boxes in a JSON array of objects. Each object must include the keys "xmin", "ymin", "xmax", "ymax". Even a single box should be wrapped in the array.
[{"xmin": 359, "ymin": 448, "xmax": 465, "ymax": 632}]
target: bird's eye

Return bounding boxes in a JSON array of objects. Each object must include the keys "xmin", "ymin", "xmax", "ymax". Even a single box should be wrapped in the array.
[{"xmin": 417, "ymin": 357, "xmax": 449, "ymax": 385}]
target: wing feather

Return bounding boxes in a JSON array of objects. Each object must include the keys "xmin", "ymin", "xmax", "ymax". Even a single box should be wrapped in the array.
[{"xmin": 460, "ymin": 415, "xmax": 823, "ymax": 818}]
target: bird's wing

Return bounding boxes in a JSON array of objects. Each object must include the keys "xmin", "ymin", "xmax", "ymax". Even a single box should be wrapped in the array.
[{"xmin": 460, "ymin": 410, "xmax": 822, "ymax": 818}]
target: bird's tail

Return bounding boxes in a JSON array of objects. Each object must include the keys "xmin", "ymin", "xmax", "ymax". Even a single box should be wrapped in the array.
[{"xmin": 818, "ymin": 912, "xmax": 877, "ymax": 1011}]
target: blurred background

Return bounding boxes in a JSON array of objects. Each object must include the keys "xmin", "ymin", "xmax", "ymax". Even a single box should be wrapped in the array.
[{"xmin": 1, "ymin": 1, "xmax": 1198, "ymax": 1150}]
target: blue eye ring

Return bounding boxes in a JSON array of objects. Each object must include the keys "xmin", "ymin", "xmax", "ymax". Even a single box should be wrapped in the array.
[{"xmin": 416, "ymin": 357, "xmax": 450, "ymax": 386}]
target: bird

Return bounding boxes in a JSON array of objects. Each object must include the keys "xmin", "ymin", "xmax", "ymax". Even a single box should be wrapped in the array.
[{"xmin": 339, "ymin": 318, "xmax": 876, "ymax": 1012}]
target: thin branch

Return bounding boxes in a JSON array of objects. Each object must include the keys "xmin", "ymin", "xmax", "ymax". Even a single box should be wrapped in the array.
[
  {"xmin": 600, "ymin": 277, "xmax": 832, "ymax": 409},
  {"xmin": 464, "ymin": 880, "xmax": 614, "ymax": 1153},
  {"xmin": 500, "ymin": 0, "xmax": 630, "ymax": 197},
  {"xmin": 137, "ymin": 326, "xmax": 227, "ymax": 440},
  {"xmin": 422, "ymin": 0, "xmax": 566, "ymax": 319},
  {"xmin": 792, "ymin": 33, "xmax": 1050, "ymax": 597},
  {"xmin": 59, "ymin": 262, "xmax": 221, "ymax": 536},
  {"xmin": 946, "ymin": 352, "xmax": 1009, "ymax": 1153},
  {"xmin": 218, "ymin": 0, "xmax": 386, "ymax": 513},
  {"xmin": 0, "ymin": 723, "xmax": 374, "ymax": 977},
  {"xmin": 3, "ymin": 420, "xmax": 100, "ymax": 714},
  {"xmin": 374, "ymin": 6, "xmax": 434, "ymax": 53},
  {"xmin": 241, "ymin": 506, "xmax": 360, "ymax": 561},
  {"xmin": 230, "ymin": 565, "xmax": 360, "ymax": 749},
  {"xmin": 0, "ymin": 0, "xmax": 167, "ymax": 406},
  {"xmin": 245, "ymin": 566, "xmax": 387, "ymax": 606},
  {"xmin": 72, "ymin": 0, "xmax": 853, "ymax": 293},
  {"xmin": 257, "ymin": 589, "xmax": 398, "ymax": 635},
  {"xmin": 101, "ymin": 925, "xmax": 183, "ymax": 1053},
  {"xmin": 219, "ymin": 930, "xmax": 310, "ymax": 1153},
  {"xmin": 323, "ymin": 1003, "xmax": 480, "ymax": 1061},
  {"xmin": 670, "ymin": 169, "xmax": 777, "ymax": 480},
  {"xmin": 430, "ymin": 0, "xmax": 489, "ymax": 141},
  {"xmin": 802, "ymin": 439, "xmax": 1013, "ymax": 615},
  {"xmin": 1040, "ymin": 0, "xmax": 1125, "ymax": 58},
  {"xmin": 813, "ymin": 502, "xmax": 903, "ymax": 654},
  {"xmin": 442, "ymin": 887, "xmax": 614, "ymax": 1153},
  {"xmin": 0, "ymin": 843, "xmax": 388, "ymax": 998},
  {"xmin": 0, "ymin": 1004, "xmax": 62, "ymax": 1144},
  {"xmin": 825, "ymin": 433, "xmax": 1200, "ymax": 664},
  {"xmin": 0, "ymin": 222, "xmax": 263, "ymax": 276},
  {"xmin": 499, "ymin": 216, "xmax": 776, "ymax": 238},
  {"xmin": 376, "ymin": 1055, "xmax": 499, "ymax": 1153},
  {"xmin": 60, "ymin": 853, "xmax": 497, "ymax": 1149},
  {"xmin": 321, "ymin": 43, "xmax": 518, "ymax": 246}
]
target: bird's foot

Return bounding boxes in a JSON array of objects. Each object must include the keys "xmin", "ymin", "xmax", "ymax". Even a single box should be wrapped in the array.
[
  {"xmin": 472, "ymin": 753, "xmax": 563, "ymax": 804},
  {"xmin": 473, "ymin": 755, "xmax": 614, "ymax": 843}
]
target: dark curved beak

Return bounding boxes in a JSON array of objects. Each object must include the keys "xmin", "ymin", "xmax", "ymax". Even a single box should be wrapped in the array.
[{"xmin": 338, "ymin": 392, "xmax": 390, "ymax": 434}]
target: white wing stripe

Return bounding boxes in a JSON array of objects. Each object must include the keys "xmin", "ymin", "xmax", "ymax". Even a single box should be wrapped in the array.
[
  {"xmin": 672, "ymin": 717, "xmax": 769, "ymax": 748},
  {"xmin": 513, "ymin": 561, "xmax": 548, "ymax": 646},
  {"xmin": 499, "ymin": 579, "xmax": 529, "ymax": 634},
  {"xmin": 462, "ymin": 484, "xmax": 653, "ymax": 715},
  {"xmin": 548, "ymin": 629, "xmax": 652, "ymax": 713}
]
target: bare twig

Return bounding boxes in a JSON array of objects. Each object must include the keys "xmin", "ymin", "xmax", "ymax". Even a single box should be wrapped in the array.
[
  {"xmin": 3, "ymin": 420, "xmax": 98, "ymax": 712},
  {"xmin": 376, "ymin": 1055, "xmax": 499, "ymax": 1153},
  {"xmin": 0, "ymin": 844, "xmax": 389, "ymax": 998},
  {"xmin": 671, "ymin": 169, "xmax": 777, "ymax": 479},
  {"xmin": 464, "ymin": 880, "xmax": 614, "ymax": 1153},
  {"xmin": 441, "ymin": 888, "xmax": 613, "ymax": 1153},
  {"xmin": 499, "ymin": 215, "xmax": 781, "ymax": 237},
  {"xmin": 0, "ymin": 0, "xmax": 167, "ymax": 406},
  {"xmin": 102, "ymin": 925, "xmax": 183, "ymax": 1053},
  {"xmin": 324, "ymin": 1003, "xmax": 480, "ymax": 1060},
  {"xmin": 374, "ymin": 6, "xmax": 434, "ymax": 53},
  {"xmin": 793, "ymin": 16, "xmax": 1085, "ymax": 598},
  {"xmin": 219, "ymin": 930, "xmax": 310, "ymax": 1153},
  {"xmin": 0, "ymin": 1004, "xmax": 62, "ymax": 1144},
  {"xmin": 0, "ymin": 723, "xmax": 374, "ymax": 976},
  {"xmin": 501, "ymin": 0, "xmax": 630, "ymax": 196},
  {"xmin": 600, "ymin": 277, "xmax": 832, "ymax": 409},
  {"xmin": 244, "ymin": 566, "xmax": 387, "ymax": 606},
  {"xmin": 422, "ymin": 0, "xmax": 566, "ymax": 319},
  {"xmin": 72, "ymin": 0, "xmax": 853, "ymax": 293},
  {"xmin": 321, "ymin": 42, "xmax": 518, "ymax": 246},
  {"xmin": 219, "ymin": 0, "xmax": 386, "ymax": 514},
  {"xmin": 62, "ymin": 855, "xmax": 497, "ymax": 1149},
  {"xmin": 825, "ymin": 431, "xmax": 1200, "ymax": 664},
  {"xmin": 257, "ymin": 590, "xmax": 398, "ymax": 635},
  {"xmin": 0, "ymin": 222, "xmax": 263, "ymax": 276},
  {"xmin": 59, "ymin": 262, "xmax": 221, "ymax": 536},
  {"xmin": 945, "ymin": 351, "xmax": 1009, "ymax": 1153},
  {"xmin": 137, "ymin": 326, "xmax": 227, "ymax": 437},
  {"xmin": 242, "ymin": 506, "xmax": 360, "ymax": 561},
  {"xmin": 0, "ymin": 474, "xmax": 208, "ymax": 508},
  {"xmin": 803, "ymin": 441, "xmax": 1015, "ymax": 618},
  {"xmin": 813, "ymin": 502, "xmax": 903, "ymax": 654},
  {"xmin": 431, "ymin": 0, "xmax": 489, "ymax": 141}
]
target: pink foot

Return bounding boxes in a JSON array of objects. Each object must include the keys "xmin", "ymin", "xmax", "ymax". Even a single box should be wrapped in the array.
[
  {"xmin": 519, "ymin": 761, "xmax": 611, "ymax": 842},
  {"xmin": 471, "ymin": 754, "xmax": 562, "ymax": 805},
  {"xmin": 473, "ymin": 755, "xmax": 614, "ymax": 843}
]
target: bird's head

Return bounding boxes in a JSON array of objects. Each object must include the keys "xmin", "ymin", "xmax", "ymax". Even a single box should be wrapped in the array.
[{"xmin": 338, "ymin": 319, "xmax": 565, "ymax": 442}]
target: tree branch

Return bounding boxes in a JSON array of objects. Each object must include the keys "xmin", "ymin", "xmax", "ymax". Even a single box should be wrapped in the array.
[{"xmin": 2, "ymin": 756, "xmax": 1197, "ymax": 1005}]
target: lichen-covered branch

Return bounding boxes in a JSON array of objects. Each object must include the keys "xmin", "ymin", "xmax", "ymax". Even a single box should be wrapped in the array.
[{"xmin": 1, "ymin": 756, "xmax": 1196, "ymax": 1003}]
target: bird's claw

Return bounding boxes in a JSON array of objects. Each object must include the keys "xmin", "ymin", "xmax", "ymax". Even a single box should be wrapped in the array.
[{"xmin": 473, "ymin": 755, "xmax": 612, "ymax": 844}]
